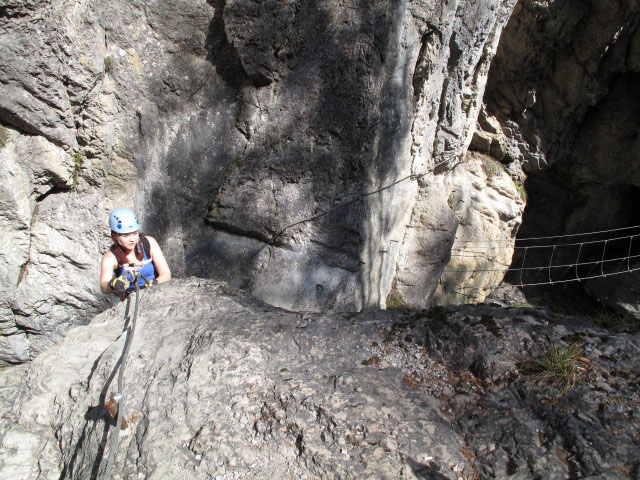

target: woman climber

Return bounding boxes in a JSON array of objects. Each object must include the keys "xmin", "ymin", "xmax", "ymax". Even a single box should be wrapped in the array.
[{"xmin": 99, "ymin": 207, "xmax": 171, "ymax": 296}]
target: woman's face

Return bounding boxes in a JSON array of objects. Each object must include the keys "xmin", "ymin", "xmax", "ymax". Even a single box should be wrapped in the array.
[{"xmin": 115, "ymin": 231, "xmax": 139, "ymax": 249}]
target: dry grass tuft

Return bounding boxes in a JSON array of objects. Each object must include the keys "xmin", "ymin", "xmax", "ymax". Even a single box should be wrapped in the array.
[{"xmin": 523, "ymin": 342, "xmax": 589, "ymax": 393}]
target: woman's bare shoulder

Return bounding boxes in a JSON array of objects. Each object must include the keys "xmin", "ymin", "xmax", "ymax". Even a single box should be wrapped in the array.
[{"xmin": 144, "ymin": 235, "xmax": 161, "ymax": 248}]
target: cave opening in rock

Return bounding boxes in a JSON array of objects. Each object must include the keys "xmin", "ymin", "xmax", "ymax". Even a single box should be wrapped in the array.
[
  {"xmin": 483, "ymin": 26, "xmax": 640, "ymax": 313},
  {"xmin": 508, "ymin": 180, "xmax": 640, "ymax": 314}
]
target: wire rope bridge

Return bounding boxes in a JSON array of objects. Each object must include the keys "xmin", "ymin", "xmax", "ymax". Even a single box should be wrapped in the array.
[{"xmin": 444, "ymin": 224, "xmax": 640, "ymax": 294}]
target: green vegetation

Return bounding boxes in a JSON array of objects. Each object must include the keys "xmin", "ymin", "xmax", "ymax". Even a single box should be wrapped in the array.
[
  {"xmin": 104, "ymin": 56, "xmax": 112, "ymax": 73},
  {"xmin": 71, "ymin": 151, "xmax": 86, "ymax": 191},
  {"xmin": 507, "ymin": 301, "xmax": 533, "ymax": 309},
  {"xmin": 0, "ymin": 125, "xmax": 8, "ymax": 149},
  {"xmin": 515, "ymin": 183, "xmax": 527, "ymax": 202},
  {"xmin": 386, "ymin": 290, "xmax": 406, "ymax": 311},
  {"xmin": 524, "ymin": 342, "xmax": 588, "ymax": 393}
]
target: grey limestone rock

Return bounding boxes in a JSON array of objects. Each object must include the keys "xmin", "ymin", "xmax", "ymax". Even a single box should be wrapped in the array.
[
  {"xmin": 479, "ymin": 0, "xmax": 640, "ymax": 244},
  {"xmin": 421, "ymin": 304, "xmax": 640, "ymax": 479},
  {"xmin": 468, "ymin": 0, "xmax": 640, "ymax": 313},
  {"xmin": 1, "ymin": 279, "xmax": 638, "ymax": 479},
  {"xmin": 0, "ymin": 279, "xmax": 471, "ymax": 480},
  {"xmin": 0, "ymin": 125, "xmax": 83, "ymax": 363},
  {"xmin": 0, "ymin": 0, "xmax": 522, "ymax": 363},
  {"xmin": 432, "ymin": 152, "xmax": 525, "ymax": 306},
  {"xmin": 0, "ymin": 0, "xmax": 228, "ymax": 362}
]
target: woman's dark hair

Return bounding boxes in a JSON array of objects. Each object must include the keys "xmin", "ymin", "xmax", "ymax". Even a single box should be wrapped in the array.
[{"xmin": 110, "ymin": 232, "xmax": 146, "ymax": 265}]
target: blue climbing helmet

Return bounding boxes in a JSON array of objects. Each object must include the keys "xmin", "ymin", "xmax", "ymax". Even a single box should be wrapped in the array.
[{"xmin": 109, "ymin": 208, "xmax": 141, "ymax": 234}]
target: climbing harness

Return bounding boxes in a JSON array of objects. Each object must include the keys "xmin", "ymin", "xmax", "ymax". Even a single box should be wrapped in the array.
[
  {"xmin": 102, "ymin": 271, "xmax": 152, "ymax": 480},
  {"xmin": 117, "ymin": 258, "xmax": 155, "ymax": 299}
]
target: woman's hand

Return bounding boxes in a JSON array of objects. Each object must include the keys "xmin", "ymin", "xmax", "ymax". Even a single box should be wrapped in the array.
[{"xmin": 110, "ymin": 274, "xmax": 130, "ymax": 293}]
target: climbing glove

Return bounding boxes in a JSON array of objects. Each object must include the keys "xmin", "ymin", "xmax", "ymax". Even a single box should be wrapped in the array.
[{"xmin": 109, "ymin": 274, "xmax": 130, "ymax": 294}]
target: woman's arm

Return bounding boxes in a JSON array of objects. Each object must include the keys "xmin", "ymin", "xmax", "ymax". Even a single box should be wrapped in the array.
[
  {"xmin": 146, "ymin": 236, "xmax": 171, "ymax": 283},
  {"xmin": 99, "ymin": 251, "xmax": 118, "ymax": 294}
]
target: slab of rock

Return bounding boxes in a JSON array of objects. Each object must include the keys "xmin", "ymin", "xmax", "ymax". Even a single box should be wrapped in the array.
[
  {"xmin": 0, "ymin": 279, "xmax": 471, "ymax": 480},
  {"xmin": 1, "ymin": 279, "xmax": 638, "ymax": 479},
  {"xmin": 0, "ymin": 126, "xmax": 107, "ymax": 364},
  {"xmin": 420, "ymin": 304, "xmax": 640, "ymax": 479},
  {"xmin": 432, "ymin": 152, "xmax": 525, "ymax": 306}
]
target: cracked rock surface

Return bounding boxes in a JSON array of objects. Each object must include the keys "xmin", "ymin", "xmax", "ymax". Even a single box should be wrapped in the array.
[{"xmin": 1, "ymin": 278, "xmax": 637, "ymax": 479}]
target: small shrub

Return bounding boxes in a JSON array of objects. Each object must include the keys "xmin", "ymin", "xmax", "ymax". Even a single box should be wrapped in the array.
[
  {"xmin": 104, "ymin": 56, "xmax": 112, "ymax": 73},
  {"xmin": 516, "ymin": 183, "xmax": 527, "ymax": 202},
  {"xmin": 524, "ymin": 342, "xmax": 589, "ymax": 393},
  {"xmin": 386, "ymin": 290, "xmax": 406, "ymax": 311},
  {"xmin": 71, "ymin": 151, "xmax": 86, "ymax": 191}
]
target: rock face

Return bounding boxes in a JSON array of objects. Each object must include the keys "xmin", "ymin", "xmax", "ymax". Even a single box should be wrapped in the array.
[
  {"xmin": 1, "ymin": 279, "xmax": 638, "ymax": 479},
  {"xmin": 0, "ymin": 126, "xmax": 110, "ymax": 364},
  {"xmin": 0, "ymin": 0, "xmax": 228, "ymax": 362},
  {"xmin": 2, "ymin": 2, "xmax": 638, "ymax": 477},
  {"xmin": 1, "ymin": 0, "xmax": 636, "ymax": 368},
  {"xmin": 0, "ymin": 0, "xmax": 523, "ymax": 362},
  {"xmin": 431, "ymin": 152, "xmax": 525, "ymax": 306},
  {"xmin": 198, "ymin": 0, "xmax": 519, "ymax": 313}
]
